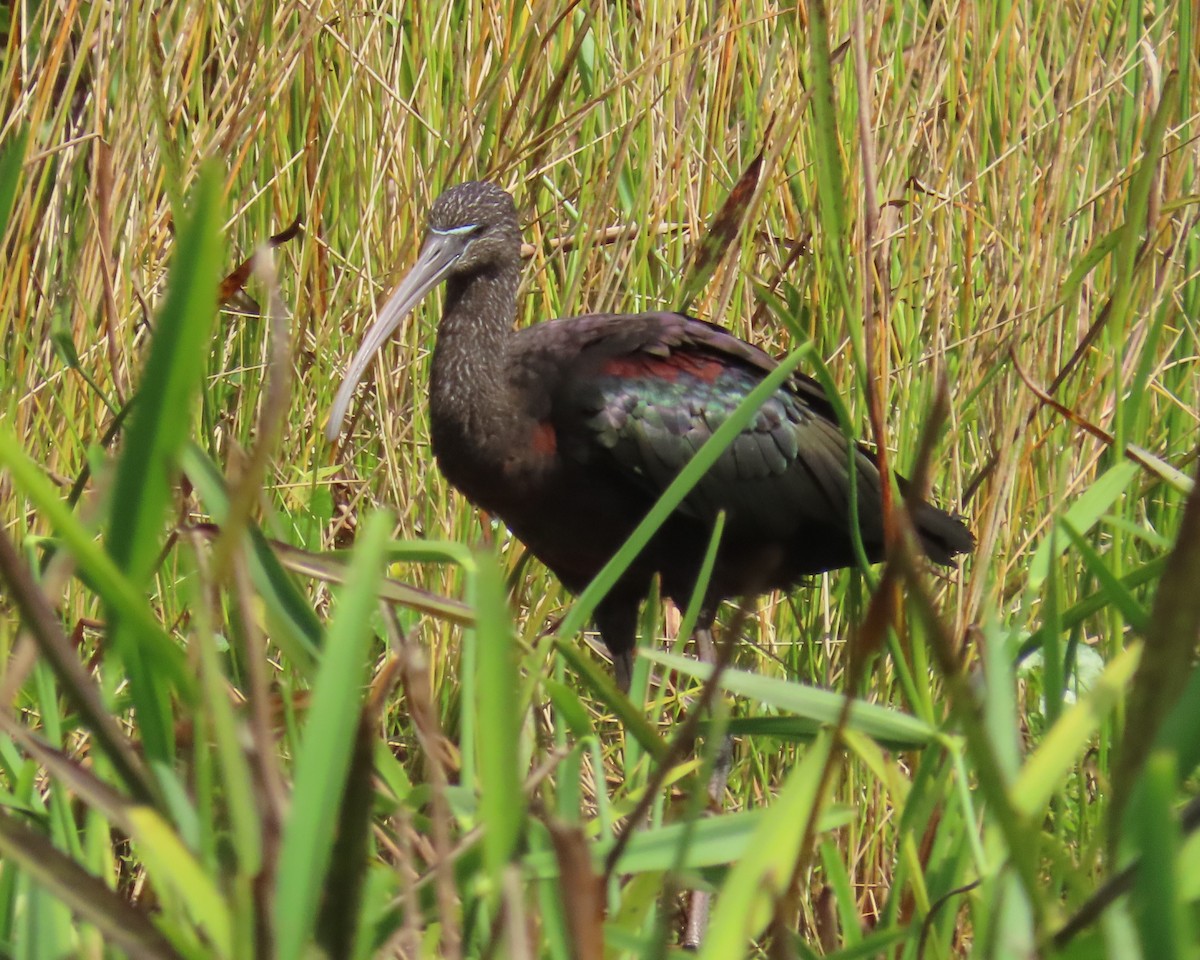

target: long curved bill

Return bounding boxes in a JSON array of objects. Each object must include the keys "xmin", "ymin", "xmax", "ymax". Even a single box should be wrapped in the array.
[{"xmin": 325, "ymin": 230, "xmax": 469, "ymax": 441}]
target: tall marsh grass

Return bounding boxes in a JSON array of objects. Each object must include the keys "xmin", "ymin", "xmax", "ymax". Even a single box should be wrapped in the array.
[{"xmin": 1, "ymin": 1, "xmax": 1198, "ymax": 957}]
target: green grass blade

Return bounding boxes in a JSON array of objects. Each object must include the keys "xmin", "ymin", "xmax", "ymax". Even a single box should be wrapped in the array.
[
  {"xmin": 0, "ymin": 124, "xmax": 28, "ymax": 242},
  {"xmin": 803, "ymin": 0, "xmax": 847, "ymax": 251},
  {"xmin": 643, "ymin": 650, "xmax": 936, "ymax": 748},
  {"xmin": 273, "ymin": 510, "xmax": 392, "ymax": 960},
  {"xmin": 103, "ymin": 161, "xmax": 225, "ymax": 764},
  {"xmin": 180, "ymin": 441, "xmax": 323, "ymax": 668},
  {"xmin": 521, "ymin": 806, "xmax": 853, "ymax": 878},
  {"xmin": 315, "ymin": 709, "xmax": 377, "ymax": 958},
  {"xmin": 1026, "ymin": 460, "xmax": 1139, "ymax": 593},
  {"xmin": 0, "ymin": 809, "xmax": 183, "ymax": 960},
  {"xmin": 0, "ymin": 434, "xmax": 190, "ymax": 694},
  {"xmin": 1058, "ymin": 517, "xmax": 1150, "ymax": 633},
  {"xmin": 803, "ymin": 0, "xmax": 855, "ymax": 328},
  {"xmin": 105, "ymin": 159, "xmax": 224, "ymax": 581},
  {"xmin": 126, "ymin": 806, "xmax": 233, "ymax": 957},
  {"xmin": 1114, "ymin": 460, "xmax": 1200, "ymax": 835},
  {"xmin": 819, "ymin": 838, "xmax": 861, "ymax": 948},
  {"xmin": 0, "ymin": 524, "xmax": 157, "ymax": 805},
  {"xmin": 1130, "ymin": 753, "xmax": 1192, "ymax": 959},
  {"xmin": 699, "ymin": 732, "xmax": 832, "ymax": 958},
  {"xmin": 1011, "ymin": 643, "xmax": 1141, "ymax": 818},
  {"xmin": 474, "ymin": 550, "xmax": 525, "ymax": 884}
]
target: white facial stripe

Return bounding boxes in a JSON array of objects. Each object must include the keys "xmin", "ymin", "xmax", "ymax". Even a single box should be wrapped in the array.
[{"xmin": 431, "ymin": 224, "xmax": 479, "ymax": 236}]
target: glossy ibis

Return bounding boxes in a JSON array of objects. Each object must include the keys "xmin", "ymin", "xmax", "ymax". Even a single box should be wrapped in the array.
[{"xmin": 327, "ymin": 182, "xmax": 972, "ymax": 689}]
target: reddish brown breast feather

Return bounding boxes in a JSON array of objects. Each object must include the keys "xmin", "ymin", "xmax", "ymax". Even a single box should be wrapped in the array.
[{"xmin": 531, "ymin": 420, "xmax": 558, "ymax": 455}]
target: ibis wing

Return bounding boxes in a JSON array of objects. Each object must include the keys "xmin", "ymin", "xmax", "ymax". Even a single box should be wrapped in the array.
[
  {"xmin": 576, "ymin": 354, "xmax": 884, "ymax": 541},
  {"xmin": 513, "ymin": 312, "xmax": 885, "ymax": 544}
]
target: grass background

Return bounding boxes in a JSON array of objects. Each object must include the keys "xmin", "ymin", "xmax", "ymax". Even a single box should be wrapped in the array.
[{"xmin": 1, "ymin": 1, "xmax": 1198, "ymax": 957}]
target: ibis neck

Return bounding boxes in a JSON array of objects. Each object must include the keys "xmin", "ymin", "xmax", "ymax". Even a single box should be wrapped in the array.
[{"xmin": 429, "ymin": 260, "xmax": 523, "ymax": 458}]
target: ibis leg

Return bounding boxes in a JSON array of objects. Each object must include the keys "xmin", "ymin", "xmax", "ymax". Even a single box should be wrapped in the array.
[{"xmin": 683, "ymin": 620, "xmax": 734, "ymax": 949}]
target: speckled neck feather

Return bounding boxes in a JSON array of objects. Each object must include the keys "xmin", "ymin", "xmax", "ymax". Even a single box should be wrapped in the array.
[{"xmin": 429, "ymin": 259, "xmax": 522, "ymax": 466}]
